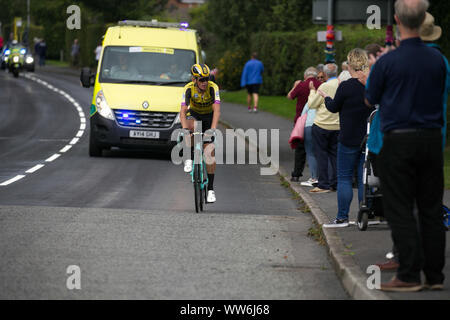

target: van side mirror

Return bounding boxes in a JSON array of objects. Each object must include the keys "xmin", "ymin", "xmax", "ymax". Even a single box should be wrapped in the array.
[{"xmin": 80, "ymin": 67, "xmax": 95, "ymax": 88}]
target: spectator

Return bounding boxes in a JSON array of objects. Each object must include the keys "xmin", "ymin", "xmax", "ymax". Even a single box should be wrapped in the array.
[
  {"xmin": 318, "ymin": 49, "xmax": 373, "ymax": 227},
  {"xmin": 299, "ymin": 103, "xmax": 319, "ymax": 187},
  {"xmin": 365, "ymin": 43, "xmax": 383, "ymax": 69},
  {"xmin": 241, "ymin": 52, "xmax": 264, "ymax": 113},
  {"xmin": 94, "ymin": 41, "xmax": 102, "ymax": 67},
  {"xmin": 38, "ymin": 39, "xmax": 47, "ymax": 67},
  {"xmin": 299, "ymin": 66, "xmax": 327, "ymax": 187},
  {"xmin": 366, "ymin": 0, "xmax": 446, "ymax": 292},
  {"xmin": 287, "ymin": 67, "xmax": 322, "ymax": 182},
  {"xmin": 341, "ymin": 61, "xmax": 348, "ymax": 71},
  {"xmin": 6, "ymin": 32, "xmax": 14, "ymax": 47},
  {"xmin": 0, "ymin": 35, "xmax": 3, "ymax": 49},
  {"xmin": 34, "ymin": 38, "xmax": 41, "ymax": 64},
  {"xmin": 317, "ymin": 71, "xmax": 326, "ymax": 82},
  {"xmin": 71, "ymin": 39, "xmax": 80, "ymax": 67},
  {"xmin": 307, "ymin": 63, "xmax": 340, "ymax": 193},
  {"xmin": 316, "ymin": 64, "xmax": 324, "ymax": 72}
]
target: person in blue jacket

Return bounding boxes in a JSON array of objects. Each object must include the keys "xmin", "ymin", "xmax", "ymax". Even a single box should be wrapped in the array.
[{"xmin": 241, "ymin": 52, "xmax": 264, "ymax": 113}]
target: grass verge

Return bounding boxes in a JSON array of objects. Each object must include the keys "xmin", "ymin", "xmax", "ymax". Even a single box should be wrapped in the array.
[{"xmin": 221, "ymin": 90, "xmax": 296, "ymax": 121}]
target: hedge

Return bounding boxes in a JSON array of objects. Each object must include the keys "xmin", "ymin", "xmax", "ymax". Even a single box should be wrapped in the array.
[{"xmin": 216, "ymin": 24, "xmax": 386, "ymax": 96}]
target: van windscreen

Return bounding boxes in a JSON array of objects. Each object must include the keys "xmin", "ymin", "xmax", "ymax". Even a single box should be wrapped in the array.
[{"xmin": 99, "ymin": 46, "xmax": 196, "ymax": 85}]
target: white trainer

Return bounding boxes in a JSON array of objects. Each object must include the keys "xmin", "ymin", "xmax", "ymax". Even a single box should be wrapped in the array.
[
  {"xmin": 207, "ymin": 190, "xmax": 216, "ymax": 203},
  {"xmin": 184, "ymin": 159, "xmax": 193, "ymax": 173}
]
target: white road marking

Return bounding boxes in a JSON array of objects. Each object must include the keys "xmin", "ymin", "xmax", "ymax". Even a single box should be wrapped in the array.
[
  {"xmin": 26, "ymin": 164, "xmax": 45, "ymax": 173},
  {"xmin": 0, "ymin": 175, "xmax": 26, "ymax": 186},
  {"xmin": 1, "ymin": 74, "xmax": 88, "ymax": 187},
  {"xmin": 46, "ymin": 154, "xmax": 61, "ymax": 162},
  {"xmin": 60, "ymin": 145, "xmax": 72, "ymax": 153}
]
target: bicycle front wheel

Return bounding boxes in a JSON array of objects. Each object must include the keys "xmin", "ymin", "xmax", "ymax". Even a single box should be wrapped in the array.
[{"xmin": 193, "ymin": 164, "xmax": 202, "ymax": 213}]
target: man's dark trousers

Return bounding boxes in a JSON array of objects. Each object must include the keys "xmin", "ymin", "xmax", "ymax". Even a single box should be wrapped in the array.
[
  {"xmin": 312, "ymin": 124, "xmax": 338, "ymax": 190},
  {"xmin": 292, "ymin": 140, "xmax": 306, "ymax": 178},
  {"xmin": 378, "ymin": 129, "xmax": 445, "ymax": 285}
]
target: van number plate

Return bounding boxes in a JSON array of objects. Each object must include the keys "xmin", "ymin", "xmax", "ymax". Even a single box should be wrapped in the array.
[{"xmin": 129, "ymin": 130, "xmax": 160, "ymax": 139}]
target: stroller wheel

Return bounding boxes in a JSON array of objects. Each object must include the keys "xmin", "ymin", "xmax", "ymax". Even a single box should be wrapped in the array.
[{"xmin": 357, "ymin": 209, "xmax": 369, "ymax": 231}]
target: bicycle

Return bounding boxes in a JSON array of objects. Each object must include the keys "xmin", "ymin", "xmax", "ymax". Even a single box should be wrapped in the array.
[{"xmin": 179, "ymin": 129, "xmax": 212, "ymax": 213}]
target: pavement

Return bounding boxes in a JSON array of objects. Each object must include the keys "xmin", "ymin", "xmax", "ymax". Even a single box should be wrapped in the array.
[{"xmin": 219, "ymin": 99, "xmax": 450, "ymax": 300}]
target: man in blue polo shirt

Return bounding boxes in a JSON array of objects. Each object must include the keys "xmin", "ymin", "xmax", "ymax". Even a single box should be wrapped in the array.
[
  {"xmin": 241, "ymin": 52, "xmax": 264, "ymax": 113},
  {"xmin": 366, "ymin": 0, "xmax": 446, "ymax": 292}
]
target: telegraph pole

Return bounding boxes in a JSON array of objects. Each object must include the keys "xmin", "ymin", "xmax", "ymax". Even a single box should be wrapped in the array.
[
  {"xmin": 325, "ymin": 0, "xmax": 336, "ymax": 63},
  {"xmin": 26, "ymin": 0, "xmax": 30, "ymax": 46}
]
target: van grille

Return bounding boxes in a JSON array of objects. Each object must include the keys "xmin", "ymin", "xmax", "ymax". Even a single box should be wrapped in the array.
[{"xmin": 114, "ymin": 109, "xmax": 178, "ymax": 129}]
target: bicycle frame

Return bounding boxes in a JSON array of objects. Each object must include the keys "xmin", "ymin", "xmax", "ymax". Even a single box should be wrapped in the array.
[{"xmin": 190, "ymin": 131, "xmax": 208, "ymax": 190}]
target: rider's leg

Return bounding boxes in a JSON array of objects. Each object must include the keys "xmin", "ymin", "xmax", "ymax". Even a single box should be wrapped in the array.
[
  {"xmin": 183, "ymin": 118, "xmax": 195, "ymax": 172},
  {"xmin": 204, "ymin": 143, "xmax": 216, "ymax": 190}
]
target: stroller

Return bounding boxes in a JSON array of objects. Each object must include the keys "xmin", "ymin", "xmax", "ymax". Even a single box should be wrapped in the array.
[
  {"xmin": 357, "ymin": 110, "xmax": 449, "ymax": 231},
  {"xmin": 357, "ymin": 110, "xmax": 385, "ymax": 231}
]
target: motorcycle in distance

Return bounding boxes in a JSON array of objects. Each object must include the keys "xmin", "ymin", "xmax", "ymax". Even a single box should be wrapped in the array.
[
  {"xmin": 3, "ymin": 41, "xmax": 35, "ymax": 78},
  {"xmin": 8, "ymin": 49, "xmax": 24, "ymax": 78}
]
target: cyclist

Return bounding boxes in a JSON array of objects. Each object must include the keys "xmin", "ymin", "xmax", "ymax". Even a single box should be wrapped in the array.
[{"xmin": 180, "ymin": 64, "xmax": 221, "ymax": 203}]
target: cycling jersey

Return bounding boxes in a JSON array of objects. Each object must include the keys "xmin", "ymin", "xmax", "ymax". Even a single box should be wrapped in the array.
[{"xmin": 181, "ymin": 81, "xmax": 220, "ymax": 115}]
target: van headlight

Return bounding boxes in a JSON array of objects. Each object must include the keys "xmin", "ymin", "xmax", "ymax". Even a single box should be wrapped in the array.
[{"xmin": 95, "ymin": 90, "xmax": 115, "ymax": 120}]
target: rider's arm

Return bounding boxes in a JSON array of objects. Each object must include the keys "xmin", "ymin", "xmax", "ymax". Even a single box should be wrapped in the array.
[
  {"xmin": 210, "ymin": 84, "xmax": 221, "ymax": 130},
  {"xmin": 211, "ymin": 103, "xmax": 221, "ymax": 130},
  {"xmin": 180, "ymin": 87, "xmax": 192, "ymax": 129}
]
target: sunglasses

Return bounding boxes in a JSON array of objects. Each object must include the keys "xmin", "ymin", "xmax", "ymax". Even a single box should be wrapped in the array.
[{"xmin": 198, "ymin": 77, "xmax": 209, "ymax": 83}]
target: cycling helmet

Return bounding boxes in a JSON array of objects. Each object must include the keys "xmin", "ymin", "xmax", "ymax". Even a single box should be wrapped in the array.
[{"xmin": 191, "ymin": 64, "xmax": 210, "ymax": 78}]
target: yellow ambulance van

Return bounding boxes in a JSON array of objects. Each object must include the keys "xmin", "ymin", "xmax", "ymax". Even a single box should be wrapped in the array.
[{"xmin": 81, "ymin": 20, "xmax": 203, "ymax": 156}]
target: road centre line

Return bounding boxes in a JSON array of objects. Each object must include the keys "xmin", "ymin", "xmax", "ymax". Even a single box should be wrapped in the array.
[
  {"xmin": 45, "ymin": 154, "xmax": 61, "ymax": 162},
  {"xmin": 60, "ymin": 145, "xmax": 72, "ymax": 153},
  {"xmin": 0, "ymin": 74, "xmax": 86, "ymax": 187},
  {"xmin": 26, "ymin": 164, "xmax": 45, "ymax": 173},
  {"xmin": 0, "ymin": 175, "xmax": 26, "ymax": 186}
]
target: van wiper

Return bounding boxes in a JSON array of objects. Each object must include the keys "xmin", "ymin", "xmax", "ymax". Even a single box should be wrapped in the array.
[
  {"xmin": 158, "ymin": 81, "xmax": 188, "ymax": 86},
  {"xmin": 119, "ymin": 80, "xmax": 161, "ymax": 85}
]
